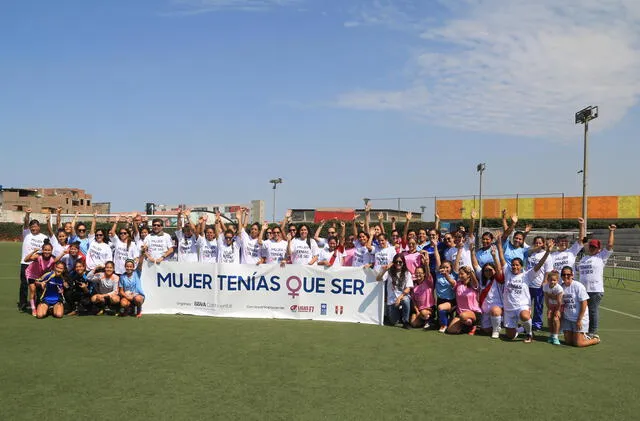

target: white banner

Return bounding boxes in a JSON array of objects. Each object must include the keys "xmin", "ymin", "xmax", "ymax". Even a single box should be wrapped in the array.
[{"xmin": 140, "ymin": 262, "xmax": 384, "ymax": 325}]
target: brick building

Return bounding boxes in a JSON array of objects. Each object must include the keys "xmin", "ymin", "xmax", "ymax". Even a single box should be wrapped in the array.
[{"xmin": 0, "ymin": 187, "xmax": 95, "ymax": 214}]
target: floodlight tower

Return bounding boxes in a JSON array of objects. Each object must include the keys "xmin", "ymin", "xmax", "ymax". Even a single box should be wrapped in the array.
[
  {"xmin": 575, "ymin": 106, "xmax": 599, "ymax": 230},
  {"xmin": 476, "ymin": 163, "xmax": 486, "ymax": 242},
  {"xmin": 269, "ymin": 178, "xmax": 283, "ymax": 223}
]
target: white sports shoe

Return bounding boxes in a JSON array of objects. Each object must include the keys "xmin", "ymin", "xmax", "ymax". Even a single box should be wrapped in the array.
[
  {"xmin": 491, "ymin": 331, "xmax": 500, "ymax": 339},
  {"xmin": 423, "ymin": 322, "xmax": 431, "ymax": 330}
]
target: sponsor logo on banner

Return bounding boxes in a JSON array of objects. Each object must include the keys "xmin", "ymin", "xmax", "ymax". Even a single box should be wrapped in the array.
[
  {"xmin": 320, "ymin": 303, "xmax": 327, "ymax": 315},
  {"xmin": 290, "ymin": 305, "xmax": 315, "ymax": 313},
  {"xmin": 176, "ymin": 301, "xmax": 192, "ymax": 307},
  {"xmin": 335, "ymin": 305, "xmax": 344, "ymax": 315}
]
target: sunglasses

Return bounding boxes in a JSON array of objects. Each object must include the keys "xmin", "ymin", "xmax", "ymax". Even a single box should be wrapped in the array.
[
  {"xmin": 273, "ymin": 231, "xmax": 282, "ymax": 235},
  {"xmin": 95, "ymin": 234, "xmax": 104, "ymax": 237},
  {"xmin": 266, "ymin": 231, "xmax": 273, "ymax": 235},
  {"xmin": 77, "ymin": 229, "xmax": 86, "ymax": 232},
  {"xmin": 152, "ymin": 223, "xmax": 162, "ymax": 227},
  {"xmin": 289, "ymin": 229, "xmax": 297, "ymax": 232},
  {"xmin": 561, "ymin": 273, "xmax": 572, "ymax": 278},
  {"xmin": 394, "ymin": 260, "xmax": 403, "ymax": 264},
  {"xmin": 119, "ymin": 232, "xmax": 128, "ymax": 235},
  {"xmin": 225, "ymin": 236, "xmax": 233, "ymax": 240}
]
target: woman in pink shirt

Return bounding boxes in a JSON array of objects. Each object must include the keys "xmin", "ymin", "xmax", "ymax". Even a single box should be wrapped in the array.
[
  {"xmin": 342, "ymin": 234, "xmax": 356, "ymax": 267},
  {"xmin": 25, "ymin": 239, "xmax": 56, "ymax": 316},
  {"xmin": 447, "ymin": 265, "xmax": 481, "ymax": 335},
  {"xmin": 410, "ymin": 262, "xmax": 435, "ymax": 329},
  {"xmin": 402, "ymin": 238, "xmax": 425, "ymax": 279}
]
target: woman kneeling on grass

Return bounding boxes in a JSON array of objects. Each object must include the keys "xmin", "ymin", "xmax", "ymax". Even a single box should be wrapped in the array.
[
  {"xmin": 497, "ymin": 237, "xmax": 552, "ymax": 343},
  {"xmin": 410, "ymin": 255, "xmax": 435, "ymax": 329},
  {"xmin": 560, "ymin": 266, "xmax": 600, "ymax": 347},
  {"xmin": 87, "ymin": 261, "xmax": 120, "ymax": 315},
  {"xmin": 446, "ymin": 265, "xmax": 481, "ymax": 335},
  {"xmin": 377, "ymin": 254, "xmax": 413, "ymax": 329},
  {"xmin": 35, "ymin": 261, "xmax": 67, "ymax": 319},
  {"xmin": 118, "ymin": 257, "xmax": 145, "ymax": 318}
]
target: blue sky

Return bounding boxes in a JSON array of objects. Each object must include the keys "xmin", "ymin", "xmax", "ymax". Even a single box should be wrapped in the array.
[{"xmin": 1, "ymin": 0, "xmax": 639, "ymax": 217}]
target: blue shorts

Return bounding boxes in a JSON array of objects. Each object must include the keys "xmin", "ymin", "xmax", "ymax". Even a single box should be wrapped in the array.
[{"xmin": 42, "ymin": 297, "xmax": 62, "ymax": 306}]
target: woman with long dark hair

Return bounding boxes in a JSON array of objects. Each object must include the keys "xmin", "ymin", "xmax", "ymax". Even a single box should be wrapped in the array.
[
  {"xmin": 377, "ymin": 254, "xmax": 413, "ymax": 329},
  {"xmin": 109, "ymin": 216, "xmax": 138, "ymax": 275},
  {"xmin": 470, "ymin": 243, "xmax": 504, "ymax": 338},
  {"xmin": 86, "ymin": 228, "xmax": 113, "ymax": 271},
  {"xmin": 288, "ymin": 224, "xmax": 319, "ymax": 265},
  {"xmin": 560, "ymin": 266, "xmax": 600, "ymax": 347},
  {"xmin": 25, "ymin": 239, "xmax": 56, "ymax": 316},
  {"xmin": 35, "ymin": 261, "xmax": 67, "ymax": 319}
]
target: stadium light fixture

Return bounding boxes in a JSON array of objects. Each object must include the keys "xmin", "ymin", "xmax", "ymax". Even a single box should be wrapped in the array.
[
  {"xmin": 269, "ymin": 178, "xmax": 283, "ymax": 223},
  {"xmin": 476, "ymin": 163, "xmax": 486, "ymax": 243},
  {"xmin": 575, "ymin": 106, "xmax": 598, "ymax": 229}
]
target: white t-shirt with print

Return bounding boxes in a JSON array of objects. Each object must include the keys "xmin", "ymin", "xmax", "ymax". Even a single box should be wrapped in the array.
[
  {"xmin": 144, "ymin": 233, "xmax": 174, "ymax": 260},
  {"xmin": 352, "ymin": 240, "xmax": 373, "ymax": 267},
  {"xmin": 85, "ymin": 239, "xmax": 114, "ymax": 271},
  {"xmin": 289, "ymin": 238, "xmax": 319, "ymax": 265},
  {"xmin": 502, "ymin": 265, "xmax": 537, "ymax": 311},
  {"xmin": 381, "ymin": 271, "xmax": 414, "ymax": 305},
  {"xmin": 217, "ymin": 234, "xmax": 241, "ymax": 264},
  {"xmin": 174, "ymin": 231, "xmax": 199, "ymax": 263},
  {"xmin": 238, "ymin": 231, "xmax": 261, "ymax": 264},
  {"xmin": 444, "ymin": 245, "xmax": 472, "ymax": 268},
  {"xmin": 110, "ymin": 236, "xmax": 139, "ymax": 274},
  {"xmin": 551, "ymin": 242, "xmax": 582, "ymax": 272},
  {"xmin": 374, "ymin": 245, "xmax": 397, "ymax": 272},
  {"xmin": 261, "ymin": 239, "xmax": 288, "ymax": 263},
  {"xmin": 525, "ymin": 249, "xmax": 553, "ymax": 288},
  {"xmin": 562, "ymin": 281, "xmax": 590, "ymax": 324},
  {"xmin": 543, "ymin": 282, "xmax": 564, "ymax": 305},
  {"xmin": 197, "ymin": 236, "xmax": 219, "ymax": 263},
  {"xmin": 21, "ymin": 229, "xmax": 47, "ymax": 264},
  {"xmin": 317, "ymin": 247, "xmax": 344, "ymax": 267},
  {"xmin": 576, "ymin": 249, "xmax": 612, "ymax": 293}
]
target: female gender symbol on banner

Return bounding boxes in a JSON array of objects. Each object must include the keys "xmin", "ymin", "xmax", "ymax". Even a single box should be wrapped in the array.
[{"xmin": 286, "ymin": 276, "xmax": 302, "ymax": 298}]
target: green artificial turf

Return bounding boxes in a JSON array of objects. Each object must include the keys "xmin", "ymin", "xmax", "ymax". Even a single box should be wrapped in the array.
[{"xmin": 1, "ymin": 242, "xmax": 639, "ymax": 420}]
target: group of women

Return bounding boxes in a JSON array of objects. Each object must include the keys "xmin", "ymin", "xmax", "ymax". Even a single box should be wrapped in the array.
[{"xmin": 17, "ymin": 206, "xmax": 617, "ymax": 347}]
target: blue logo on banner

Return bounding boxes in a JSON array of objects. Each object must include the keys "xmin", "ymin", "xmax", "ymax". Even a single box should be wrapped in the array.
[{"xmin": 320, "ymin": 303, "xmax": 327, "ymax": 315}]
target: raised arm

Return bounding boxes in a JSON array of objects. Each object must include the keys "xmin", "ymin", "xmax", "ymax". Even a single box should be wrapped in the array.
[
  {"xmin": 314, "ymin": 220, "xmax": 326, "ymax": 243},
  {"xmin": 522, "ymin": 223, "xmax": 533, "ymax": 242},
  {"xmin": 70, "ymin": 211, "xmax": 79, "ymax": 236},
  {"xmin": 491, "ymin": 244, "xmax": 502, "ymax": 275},
  {"xmin": 339, "ymin": 221, "xmax": 346, "ymax": 246},
  {"xmin": 280, "ymin": 210, "xmax": 291, "ymax": 235},
  {"xmin": 502, "ymin": 213, "xmax": 517, "ymax": 242},
  {"xmin": 402, "ymin": 212, "xmax": 412, "ymax": 243},
  {"xmin": 433, "ymin": 240, "xmax": 442, "ymax": 270},
  {"xmin": 90, "ymin": 212, "xmax": 97, "ymax": 235},
  {"xmin": 469, "ymin": 209, "xmax": 477, "ymax": 240},
  {"xmin": 533, "ymin": 239, "xmax": 553, "ymax": 272},
  {"xmin": 434, "ymin": 212, "xmax": 440, "ymax": 231},
  {"xmin": 236, "ymin": 209, "xmax": 246, "ymax": 235},
  {"xmin": 390, "ymin": 216, "xmax": 396, "ymax": 232},
  {"xmin": 109, "ymin": 216, "xmax": 119, "ymax": 238},
  {"xmin": 352, "ymin": 216, "xmax": 359, "ymax": 238},
  {"xmin": 607, "ymin": 224, "xmax": 616, "ymax": 251},
  {"xmin": 55, "ymin": 207, "xmax": 62, "ymax": 231},
  {"xmin": 258, "ymin": 222, "xmax": 268, "ymax": 246},
  {"xmin": 469, "ymin": 268, "xmax": 479, "ymax": 289},
  {"xmin": 497, "ymin": 234, "xmax": 507, "ymax": 268},
  {"xmin": 377, "ymin": 212, "xmax": 385, "ymax": 234},
  {"xmin": 469, "ymin": 241, "xmax": 479, "ymax": 271},
  {"xmin": 45, "ymin": 213, "xmax": 54, "ymax": 237},
  {"xmin": 501, "ymin": 209, "xmax": 508, "ymax": 232},
  {"xmin": 23, "ymin": 208, "xmax": 32, "ymax": 230},
  {"xmin": 184, "ymin": 209, "xmax": 197, "ymax": 235},
  {"xmin": 577, "ymin": 218, "xmax": 586, "ymax": 244},
  {"xmin": 452, "ymin": 243, "xmax": 463, "ymax": 273},
  {"xmin": 364, "ymin": 204, "xmax": 371, "ymax": 233}
]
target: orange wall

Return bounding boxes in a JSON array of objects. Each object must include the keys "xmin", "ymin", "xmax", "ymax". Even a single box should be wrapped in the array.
[{"xmin": 436, "ymin": 195, "xmax": 638, "ymax": 219}]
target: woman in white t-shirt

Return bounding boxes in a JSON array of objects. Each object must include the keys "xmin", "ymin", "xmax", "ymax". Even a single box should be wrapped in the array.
[
  {"xmin": 317, "ymin": 236, "xmax": 344, "ymax": 268},
  {"xmin": 174, "ymin": 212, "xmax": 199, "ymax": 263},
  {"xmin": 197, "ymin": 214, "xmax": 220, "ymax": 263},
  {"xmin": 218, "ymin": 229, "xmax": 241, "ymax": 263},
  {"xmin": 373, "ymin": 233, "xmax": 396, "ymax": 272},
  {"xmin": 497, "ymin": 237, "xmax": 551, "ymax": 343},
  {"xmin": 85, "ymin": 229, "xmax": 114, "ymax": 271},
  {"xmin": 260, "ymin": 226, "xmax": 288, "ymax": 265},
  {"xmin": 470, "ymin": 243, "xmax": 504, "ymax": 339},
  {"xmin": 575, "ymin": 224, "xmax": 616, "ymax": 338},
  {"xmin": 287, "ymin": 224, "xmax": 319, "ymax": 265},
  {"xmin": 551, "ymin": 218, "xmax": 585, "ymax": 271},
  {"xmin": 109, "ymin": 224, "xmax": 139, "ymax": 275},
  {"xmin": 560, "ymin": 266, "xmax": 600, "ymax": 347},
  {"xmin": 525, "ymin": 236, "xmax": 554, "ymax": 331},
  {"xmin": 376, "ymin": 254, "xmax": 413, "ymax": 329},
  {"xmin": 237, "ymin": 213, "xmax": 264, "ymax": 265}
]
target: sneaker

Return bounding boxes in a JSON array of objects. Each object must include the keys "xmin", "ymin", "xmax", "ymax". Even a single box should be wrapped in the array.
[
  {"xmin": 423, "ymin": 322, "xmax": 431, "ymax": 330},
  {"xmin": 96, "ymin": 309, "xmax": 104, "ymax": 316},
  {"xmin": 524, "ymin": 334, "xmax": 533, "ymax": 343},
  {"xmin": 402, "ymin": 322, "xmax": 411, "ymax": 330},
  {"xmin": 67, "ymin": 310, "xmax": 78, "ymax": 316},
  {"xmin": 547, "ymin": 336, "xmax": 554, "ymax": 344},
  {"xmin": 551, "ymin": 337, "xmax": 561, "ymax": 346},
  {"xmin": 136, "ymin": 313, "xmax": 142, "ymax": 319},
  {"xmin": 31, "ymin": 310, "xmax": 37, "ymax": 317},
  {"xmin": 491, "ymin": 331, "xmax": 500, "ymax": 339},
  {"xmin": 468, "ymin": 326, "xmax": 477, "ymax": 336},
  {"xmin": 439, "ymin": 326, "xmax": 447, "ymax": 333},
  {"xmin": 591, "ymin": 333, "xmax": 600, "ymax": 339},
  {"xmin": 516, "ymin": 326, "xmax": 525, "ymax": 334}
]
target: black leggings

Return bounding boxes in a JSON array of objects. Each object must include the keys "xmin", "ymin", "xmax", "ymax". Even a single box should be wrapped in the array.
[{"xmin": 18, "ymin": 264, "xmax": 28, "ymax": 310}]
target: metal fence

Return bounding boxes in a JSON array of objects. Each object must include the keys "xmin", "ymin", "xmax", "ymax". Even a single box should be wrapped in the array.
[{"xmin": 605, "ymin": 252, "xmax": 640, "ymax": 292}]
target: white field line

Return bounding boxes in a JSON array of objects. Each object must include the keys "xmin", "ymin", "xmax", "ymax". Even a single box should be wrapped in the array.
[{"xmin": 601, "ymin": 306, "xmax": 640, "ymax": 320}]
